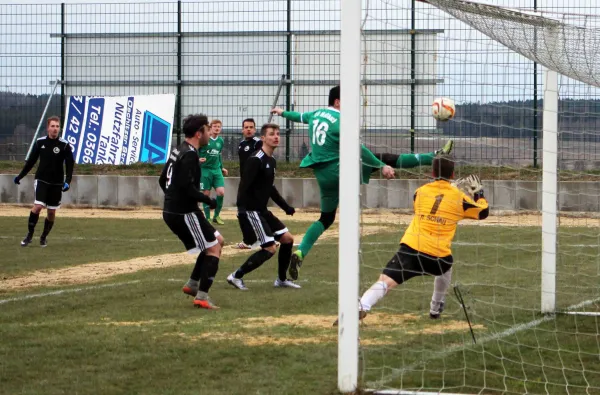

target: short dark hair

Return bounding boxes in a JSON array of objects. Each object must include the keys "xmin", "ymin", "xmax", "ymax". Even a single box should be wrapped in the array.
[
  {"xmin": 242, "ymin": 118, "xmax": 256, "ymax": 128},
  {"xmin": 260, "ymin": 123, "xmax": 280, "ymax": 136},
  {"xmin": 328, "ymin": 85, "xmax": 340, "ymax": 107},
  {"xmin": 182, "ymin": 114, "xmax": 209, "ymax": 138},
  {"xmin": 46, "ymin": 115, "xmax": 60, "ymax": 126},
  {"xmin": 432, "ymin": 155, "xmax": 455, "ymax": 180}
]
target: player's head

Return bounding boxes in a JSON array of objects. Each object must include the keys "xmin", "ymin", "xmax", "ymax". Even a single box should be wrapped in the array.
[
  {"xmin": 183, "ymin": 114, "xmax": 210, "ymax": 148},
  {"xmin": 432, "ymin": 155, "xmax": 455, "ymax": 180},
  {"xmin": 329, "ymin": 85, "xmax": 341, "ymax": 109},
  {"xmin": 210, "ymin": 119, "xmax": 222, "ymax": 136},
  {"xmin": 242, "ymin": 118, "xmax": 256, "ymax": 138},
  {"xmin": 260, "ymin": 123, "xmax": 280, "ymax": 150},
  {"xmin": 46, "ymin": 116, "xmax": 60, "ymax": 139}
]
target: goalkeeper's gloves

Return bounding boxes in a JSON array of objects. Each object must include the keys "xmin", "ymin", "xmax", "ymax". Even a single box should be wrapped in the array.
[
  {"xmin": 453, "ymin": 174, "xmax": 483, "ymax": 199},
  {"xmin": 62, "ymin": 182, "xmax": 70, "ymax": 192},
  {"xmin": 13, "ymin": 176, "xmax": 20, "ymax": 185}
]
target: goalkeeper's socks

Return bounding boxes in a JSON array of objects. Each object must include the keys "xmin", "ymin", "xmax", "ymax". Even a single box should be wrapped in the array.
[
  {"xmin": 396, "ymin": 152, "xmax": 435, "ymax": 168},
  {"xmin": 214, "ymin": 196, "xmax": 224, "ymax": 218},
  {"xmin": 297, "ymin": 221, "xmax": 325, "ymax": 258},
  {"xmin": 203, "ymin": 204, "xmax": 211, "ymax": 220},
  {"xmin": 359, "ymin": 281, "xmax": 388, "ymax": 311},
  {"xmin": 432, "ymin": 268, "xmax": 452, "ymax": 305}
]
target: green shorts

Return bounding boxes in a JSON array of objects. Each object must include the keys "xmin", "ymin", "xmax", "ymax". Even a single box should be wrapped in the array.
[
  {"xmin": 312, "ymin": 161, "xmax": 378, "ymax": 212},
  {"xmin": 313, "ymin": 161, "xmax": 340, "ymax": 213},
  {"xmin": 200, "ymin": 169, "xmax": 225, "ymax": 191}
]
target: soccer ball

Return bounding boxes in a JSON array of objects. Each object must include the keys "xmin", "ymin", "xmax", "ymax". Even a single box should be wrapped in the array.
[{"xmin": 432, "ymin": 97, "xmax": 456, "ymax": 122}]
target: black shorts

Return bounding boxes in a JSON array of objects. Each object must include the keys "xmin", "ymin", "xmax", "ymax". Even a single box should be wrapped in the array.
[
  {"xmin": 238, "ymin": 210, "xmax": 288, "ymax": 248},
  {"xmin": 163, "ymin": 211, "xmax": 219, "ymax": 254},
  {"xmin": 382, "ymin": 244, "xmax": 453, "ymax": 285},
  {"xmin": 34, "ymin": 180, "xmax": 62, "ymax": 209}
]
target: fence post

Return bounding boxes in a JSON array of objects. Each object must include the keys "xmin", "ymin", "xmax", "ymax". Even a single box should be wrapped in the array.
[
  {"xmin": 176, "ymin": 0, "xmax": 182, "ymax": 146},
  {"xmin": 60, "ymin": 3, "xmax": 65, "ymax": 122},
  {"xmin": 285, "ymin": 0, "xmax": 292, "ymax": 162}
]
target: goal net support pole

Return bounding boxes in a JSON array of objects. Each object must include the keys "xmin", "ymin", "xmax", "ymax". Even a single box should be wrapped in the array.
[
  {"xmin": 541, "ymin": 69, "xmax": 558, "ymax": 314},
  {"xmin": 338, "ymin": 0, "xmax": 361, "ymax": 392}
]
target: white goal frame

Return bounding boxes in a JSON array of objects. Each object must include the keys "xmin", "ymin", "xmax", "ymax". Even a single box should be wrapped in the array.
[{"xmin": 337, "ymin": 1, "xmax": 565, "ymax": 393}]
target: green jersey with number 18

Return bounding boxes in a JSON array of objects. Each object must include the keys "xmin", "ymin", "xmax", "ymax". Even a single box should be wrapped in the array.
[
  {"xmin": 281, "ymin": 108, "xmax": 385, "ymax": 180},
  {"xmin": 289, "ymin": 108, "xmax": 340, "ymax": 168}
]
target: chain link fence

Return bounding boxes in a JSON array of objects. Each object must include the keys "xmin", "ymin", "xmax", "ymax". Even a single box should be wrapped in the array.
[{"xmin": 1, "ymin": 1, "xmax": 600, "ymax": 167}]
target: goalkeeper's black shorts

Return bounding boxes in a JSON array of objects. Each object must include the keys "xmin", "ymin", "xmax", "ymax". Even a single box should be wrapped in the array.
[{"xmin": 382, "ymin": 243, "xmax": 453, "ymax": 285}]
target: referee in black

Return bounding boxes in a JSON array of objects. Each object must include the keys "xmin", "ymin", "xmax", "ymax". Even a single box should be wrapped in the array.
[
  {"xmin": 226, "ymin": 123, "xmax": 299, "ymax": 290},
  {"xmin": 159, "ymin": 114, "xmax": 224, "ymax": 310},
  {"xmin": 14, "ymin": 116, "xmax": 74, "ymax": 247}
]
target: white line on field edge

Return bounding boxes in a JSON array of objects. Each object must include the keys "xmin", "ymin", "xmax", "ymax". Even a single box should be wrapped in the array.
[{"xmin": 0, "ymin": 280, "xmax": 140, "ymax": 305}]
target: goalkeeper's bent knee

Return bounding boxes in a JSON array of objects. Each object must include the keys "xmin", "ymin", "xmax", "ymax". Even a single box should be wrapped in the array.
[{"xmin": 318, "ymin": 210, "xmax": 336, "ymax": 230}]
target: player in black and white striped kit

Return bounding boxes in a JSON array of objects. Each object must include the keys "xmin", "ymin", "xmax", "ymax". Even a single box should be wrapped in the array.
[
  {"xmin": 227, "ymin": 123, "xmax": 300, "ymax": 290},
  {"xmin": 159, "ymin": 114, "xmax": 225, "ymax": 309},
  {"xmin": 14, "ymin": 116, "xmax": 74, "ymax": 247}
]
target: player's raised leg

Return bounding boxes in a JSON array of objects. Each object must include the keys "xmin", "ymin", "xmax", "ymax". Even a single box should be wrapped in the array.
[{"xmin": 373, "ymin": 139, "xmax": 454, "ymax": 170}]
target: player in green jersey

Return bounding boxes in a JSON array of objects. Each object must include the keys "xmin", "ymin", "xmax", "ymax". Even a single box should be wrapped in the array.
[
  {"xmin": 271, "ymin": 86, "xmax": 453, "ymax": 280},
  {"xmin": 199, "ymin": 119, "xmax": 229, "ymax": 225}
]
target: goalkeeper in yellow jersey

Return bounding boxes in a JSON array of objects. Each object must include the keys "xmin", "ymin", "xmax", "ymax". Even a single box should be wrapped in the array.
[{"xmin": 357, "ymin": 155, "xmax": 489, "ymax": 321}]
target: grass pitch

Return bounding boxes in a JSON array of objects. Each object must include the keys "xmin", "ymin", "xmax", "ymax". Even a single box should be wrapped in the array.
[{"xmin": 1, "ymin": 214, "xmax": 599, "ymax": 395}]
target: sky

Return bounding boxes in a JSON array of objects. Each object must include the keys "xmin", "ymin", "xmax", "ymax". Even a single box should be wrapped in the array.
[{"xmin": 1, "ymin": 0, "xmax": 599, "ymax": 106}]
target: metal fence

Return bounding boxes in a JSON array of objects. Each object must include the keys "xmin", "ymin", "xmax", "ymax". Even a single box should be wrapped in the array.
[{"xmin": 1, "ymin": 1, "xmax": 600, "ymax": 166}]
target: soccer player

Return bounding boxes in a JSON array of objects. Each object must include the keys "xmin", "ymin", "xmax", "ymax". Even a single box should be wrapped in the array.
[
  {"xmin": 270, "ymin": 85, "xmax": 453, "ymax": 280},
  {"xmin": 159, "ymin": 114, "xmax": 224, "ymax": 310},
  {"xmin": 226, "ymin": 123, "xmax": 299, "ymax": 290},
  {"xmin": 199, "ymin": 119, "xmax": 228, "ymax": 225},
  {"xmin": 14, "ymin": 116, "xmax": 74, "ymax": 247},
  {"xmin": 356, "ymin": 157, "xmax": 488, "ymax": 321},
  {"xmin": 235, "ymin": 118, "xmax": 262, "ymax": 249}
]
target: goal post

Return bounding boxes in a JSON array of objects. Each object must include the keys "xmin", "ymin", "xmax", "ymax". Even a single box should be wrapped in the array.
[
  {"xmin": 541, "ymin": 68, "xmax": 558, "ymax": 314},
  {"xmin": 338, "ymin": 0, "xmax": 361, "ymax": 392}
]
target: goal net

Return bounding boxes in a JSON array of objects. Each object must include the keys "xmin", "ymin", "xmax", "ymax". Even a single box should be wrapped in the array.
[{"xmin": 351, "ymin": 0, "xmax": 600, "ymax": 393}]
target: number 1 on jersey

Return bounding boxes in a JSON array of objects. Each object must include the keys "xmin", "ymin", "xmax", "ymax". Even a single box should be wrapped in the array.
[{"xmin": 430, "ymin": 194, "xmax": 444, "ymax": 215}]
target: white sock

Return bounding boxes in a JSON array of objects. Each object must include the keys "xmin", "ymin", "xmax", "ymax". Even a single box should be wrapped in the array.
[
  {"xmin": 360, "ymin": 281, "xmax": 388, "ymax": 312},
  {"xmin": 430, "ymin": 267, "xmax": 452, "ymax": 312}
]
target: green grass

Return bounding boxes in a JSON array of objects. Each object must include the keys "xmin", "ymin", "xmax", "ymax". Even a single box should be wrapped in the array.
[
  {"xmin": 1, "ymin": 217, "xmax": 600, "ymax": 394},
  {"xmin": 3, "ymin": 159, "xmax": 600, "ymax": 180}
]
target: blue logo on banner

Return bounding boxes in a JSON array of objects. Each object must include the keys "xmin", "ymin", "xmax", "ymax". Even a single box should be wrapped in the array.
[{"xmin": 140, "ymin": 111, "xmax": 171, "ymax": 164}]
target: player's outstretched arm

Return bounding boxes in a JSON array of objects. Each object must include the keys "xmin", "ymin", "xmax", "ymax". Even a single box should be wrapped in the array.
[
  {"xmin": 458, "ymin": 176, "xmax": 489, "ymax": 220},
  {"xmin": 270, "ymin": 187, "xmax": 295, "ymax": 215},
  {"xmin": 271, "ymin": 107, "xmax": 312, "ymax": 124}
]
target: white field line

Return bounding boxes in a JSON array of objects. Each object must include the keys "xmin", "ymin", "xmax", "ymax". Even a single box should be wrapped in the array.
[
  {"xmin": 367, "ymin": 296, "xmax": 600, "ymax": 389},
  {"xmin": 0, "ymin": 280, "xmax": 140, "ymax": 305},
  {"xmin": 2, "ymin": 235, "xmax": 597, "ymax": 249}
]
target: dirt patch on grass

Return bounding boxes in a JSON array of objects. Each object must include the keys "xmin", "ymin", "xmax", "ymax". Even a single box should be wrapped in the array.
[
  {"xmin": 0, "ymin": 225, "xmax": 392, "ymax": 290},
  {"xmin": 2, "ymin": 205, "xmax": 599, "ymax": 227},
  {"xmin": 406, "ymin": 320, "xmax": 486, "ymax": 335}
]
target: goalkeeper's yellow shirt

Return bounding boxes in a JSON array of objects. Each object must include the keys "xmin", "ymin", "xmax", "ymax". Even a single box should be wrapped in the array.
[{"xmin": 400, "ymin": 179, "xmax": 489, "ymax": 257}]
